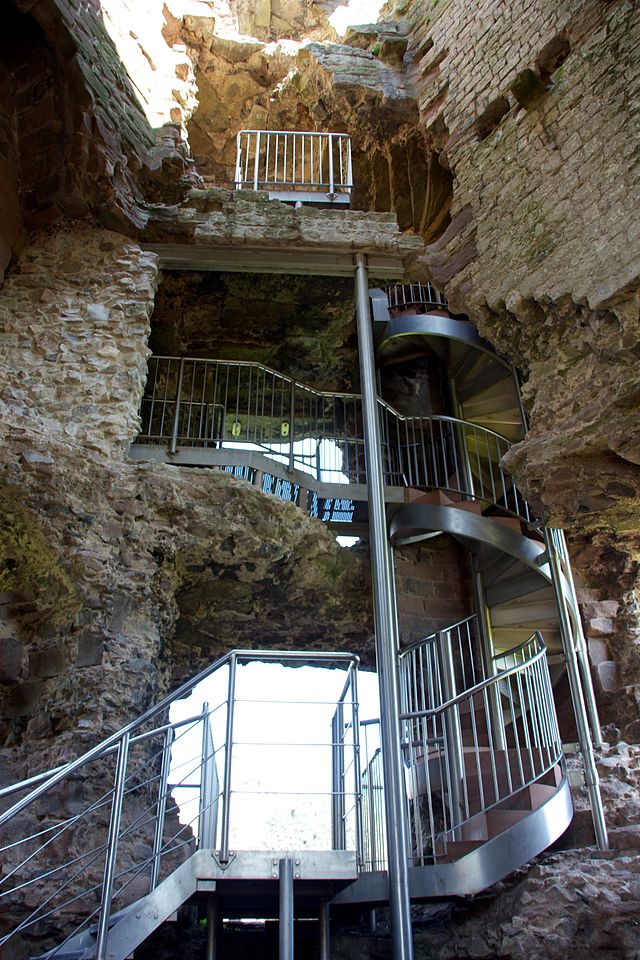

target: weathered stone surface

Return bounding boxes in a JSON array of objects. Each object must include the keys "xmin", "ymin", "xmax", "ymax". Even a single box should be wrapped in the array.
[
  {"xmin": 333, "ymin": 851, "xmax": 640, "ymax": 959},
  {"xmin": 0, "ymin": 223, "xmax": 157, "ymax": 459},
  {"xmin": 394, "ymin": 0, "xmax": 640, "ymax": 538},
  {"xmin": 0, "ymin": 223, "xmax": 373, "ymax": 772},
  {"xmin": 143, "ymin": 188, "xmax": 425, "ymax": 260},
  {"xmin": 149, "ymin": 270, "xmax": 359, "ymax": 390}
]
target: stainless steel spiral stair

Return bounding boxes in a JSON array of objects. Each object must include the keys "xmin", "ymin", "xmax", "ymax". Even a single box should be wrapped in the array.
[{"xmin": 0, "ymin": 282, "xmax": 607, "ymax": 960}]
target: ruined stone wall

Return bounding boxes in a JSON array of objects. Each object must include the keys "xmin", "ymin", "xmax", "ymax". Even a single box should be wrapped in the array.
[
  {"xmin": 0, "ymin": 0, "xmax": 201, "ymax": 270},
  {"xmin": 0, "ymin": 222, "xmax": 371, "ymax": 786},
  {"xmin": 400, "ymin": 0, "xmax": 639, "ymax": 533}
]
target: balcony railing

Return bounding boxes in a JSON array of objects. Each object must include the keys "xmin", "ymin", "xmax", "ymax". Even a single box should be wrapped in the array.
[
  {"xmin": 234, "ymin": 130, "xmax": 353, "ymax": 204},
  {"xmin": 133, "ymin": 356, "xmax": 532, "ymax": 523},
  {"xmin": 387, "ymin": 282, "xmax": 449, "ymax": 314}
]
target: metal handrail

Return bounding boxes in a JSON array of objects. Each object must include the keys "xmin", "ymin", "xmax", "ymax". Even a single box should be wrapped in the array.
[
  {"xmin": 0, "ymin": 714, "xmax": 205, "ymax": 803},
  {"xmin": 401, "ymin": 633, "xmax": 548, "ymax": 720},
  {"xmin": 387, "ymin": 282, "xmax": 448, "ymax": 312},
  {"xmin": 399, "ymin": 614, "xmax": 476, "ymax": 658},
  {"xmin": 234, "ymin": 130, "xmax": 353, "ymax": 199},
  {"xmin": 135, "ymin": 355, "xmax": 533, "ymax": 523},
  {"xmin": 0, "ymin": 649, "xmax": 359, "ymax": 826},
  {"xmin": 362, "ymin": 627, "xmax": 564, "ymax": 870},
  {"xmin": 0, "ymin": 649, "xmax": 362, "ymax": 958}
]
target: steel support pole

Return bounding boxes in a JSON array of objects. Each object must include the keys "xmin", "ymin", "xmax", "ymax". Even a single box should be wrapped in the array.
[
  {"xmin": 150, "ymin": 727, "xmax": 173, "ymax": 892},
  {"xmin": 219, "ymin": 655, "xmax": 237, "ymax": 862},
  {"xmin": 551, "ymin": 528, "xmax": 603, "ymax": 745},
  {"xmin": 319, "ymin": 902, "xmax": 330, "ymax": 960},
  {"xmin": 96, "ymin": 732, "xmax": 130, "ymax": 960},
  {"xmin": 471, "ymin": 558, "xmax": 507, "ymax": 752},
  {"xmin": 206, "ymin": 898, "xmax": 218, "ymax": 960},
  {"xmin": 279, "ymin": 858, "xmax": 295, "ymax": 960},
  {"xmin": 543, "ymin": 529, "xmax": 608, "ymax": 850},
  {"xmin": 354, "ymin": 254, "xmax": 414, "ymax": 960}
]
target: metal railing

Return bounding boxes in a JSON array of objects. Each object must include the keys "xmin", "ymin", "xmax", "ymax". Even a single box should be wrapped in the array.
[
  {"xmin": 363, "ymin": 627, "xmax": 562, "ymax": 869},
  {"xmin": 0, "ymin": 650, "xmax": 361, "ymax": 959},
  {"xmin": 387, "ymin": 282, "xmax": 448, "ymax": 313},
  {"xmin": 234, "ymin": 130, "xmax": 352, "ymax": 202},
  {"xmin": 359, "ymin": 721, "xmax": 386, "ymax": 872},
  {"xmin": 134, "ymin": 356, "xmax": 532, "ymax": 523}
]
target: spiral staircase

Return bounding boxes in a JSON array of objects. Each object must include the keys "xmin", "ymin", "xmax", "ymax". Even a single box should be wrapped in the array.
[{"xmin": 0, "ymin": 284, "xmax": 604, "ymax": 960}]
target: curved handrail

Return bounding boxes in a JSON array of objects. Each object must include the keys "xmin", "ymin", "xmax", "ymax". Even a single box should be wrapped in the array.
[
  {"xmin": 399, "ymin": 615, "xmax": 477, "ymax": 658},
  {"xmin": 386, "ymin": 282, "xmax": 448, "ymax": 311},
  {"xmin": 143, "ymin": 356, "xmax": 517, "ymax": 444},
  {"xmin": 400, "ymin": 632, "xmax": 547, "ymax": 720},
  {"xmin": 136, "ymin": 355, "xmax": 532, "ymax": 522}
]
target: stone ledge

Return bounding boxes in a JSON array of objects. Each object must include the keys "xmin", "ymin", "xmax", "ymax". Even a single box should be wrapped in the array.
[{"xmin": 141, "ymin": 190, "xmax": 424, "ymax": 266}]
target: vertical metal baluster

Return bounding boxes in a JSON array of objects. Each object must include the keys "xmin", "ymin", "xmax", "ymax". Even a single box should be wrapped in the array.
[
  {"xmin": 482, "ymin": 686, "xmax": 500, "ymax": 804},
  {"xmin": 487, "ymin": 433, "xmax": 497, "ymax": 504},
  {"xmin": 506, "ymin": 673, "xmax": 524, "ymax": 787},
  {"xmin": 243, "ymin": 132, "xmax": 250, "ymax": 183},
  {"xmin": 95, "ymin": 732, "xmax": 130, "ymax": 960},
  {"xmin": 328, "ymin": 132, "xmax": 335, "ymax": 196},
  {"xmin": 199, "ymin": 702, "xmax": 218, "ymax": 850},
  {"xmin": 265, "ymin": 132, "xmax": 271, "ymax": 185},
  {"xmin": 283, "ymin": 133, "xmax": 288, "ymax": 184},
  {"xmin": 473, "ymin": 426, "xmax": 483, "ymax": 501},
  {"xmin": 522, "ymin": 653, "xmax": 542, "ymax": 776},
  {"xmin": 468, "ymin": 693, "xmax": 483, "ymax": 817},
  {"xmin": 253, "ymin": 131, "xmax": 261, "ymax": 190},
  {"xmin": 169, "ymin": 358, "xmax": 185, "ymax": 455},
  {"xmin": 222, "ymin": 364, "xmax": 230, "ymax": 447},
  {"xmin": 515, "ymin": 671, "xmax": 533, "ymax": 782},
  {"xmin": 439, "ymin": 632, "xmax": 464, "ymax": 836},
  {"xmin": 449, "ymin": 418, "xmax": 462, "ymax": 495},
  {"xmin": 351, "ymin": 667, "xmax": 365, "ymax": 867},
  {"xmin": 150, "ymin": 727, "xmax": 173, "ymax": 892},
  {"xmin": 219, "ymin": 656, "xmax": 237, "ymax": 863},
  {"xmin": 532, "ymin": 652, "xmax": 554, "ymax": 768}
]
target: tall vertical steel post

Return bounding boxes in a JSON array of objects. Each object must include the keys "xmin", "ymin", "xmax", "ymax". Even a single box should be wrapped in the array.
[
  {"xmin": 354, "ymin": 254, "xmax": 414, "ymax": 960},
  {"xmin": 544, "ymin": 529, "xmax": 608, "ymax": 850}
]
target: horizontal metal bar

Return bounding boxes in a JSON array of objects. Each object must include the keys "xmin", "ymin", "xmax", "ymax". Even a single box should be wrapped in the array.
[{"xmin": 0, "ymin": 650, "xmax": 359, "ymax": 825}]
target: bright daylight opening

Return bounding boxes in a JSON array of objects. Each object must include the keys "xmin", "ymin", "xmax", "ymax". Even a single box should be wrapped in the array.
[
  {"xmin": 225, "ymin": 436, "xmax": 361, "ymax": 548},
  {"xmin": 169, "ymin": 662, "xmax": 380, "ymax": 848},
  {"xmin": 328, "ymin": 0, "xmax": 386, "ymax": 36}
]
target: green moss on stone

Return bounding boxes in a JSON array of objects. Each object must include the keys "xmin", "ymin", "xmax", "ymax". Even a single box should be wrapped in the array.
[{"xmin": 0, "ymin": 486, "xmax": 77, "ymax": 617}]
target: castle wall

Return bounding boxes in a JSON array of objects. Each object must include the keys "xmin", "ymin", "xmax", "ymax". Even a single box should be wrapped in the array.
[{"xmin": 0, "ymin": 222, "xmax": 372, "ymax": 785}]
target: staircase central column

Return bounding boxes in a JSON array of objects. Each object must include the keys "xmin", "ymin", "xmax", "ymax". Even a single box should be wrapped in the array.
[{"xmin": 354, "ymin": 254, "xmax": 414, "ymax": 960}]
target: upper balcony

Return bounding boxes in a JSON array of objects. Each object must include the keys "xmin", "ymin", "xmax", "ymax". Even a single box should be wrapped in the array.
[{"xmin": 234, "ymin": 130, "xmax": 353, "ymax": 206}]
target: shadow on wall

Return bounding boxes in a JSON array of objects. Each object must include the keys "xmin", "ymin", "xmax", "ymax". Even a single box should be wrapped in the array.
[{"xmin": 352, "ymin": 131, "xmax": 453, "ymax": 240}]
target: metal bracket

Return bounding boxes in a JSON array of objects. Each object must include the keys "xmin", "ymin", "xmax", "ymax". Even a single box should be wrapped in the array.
[
  {"xmin": 210, "ymin": 851, "xmax": 236, "ymax": 870},
  {"xmin": 271, "ymin": 858, "xmax": 302, "ymax": 879}
]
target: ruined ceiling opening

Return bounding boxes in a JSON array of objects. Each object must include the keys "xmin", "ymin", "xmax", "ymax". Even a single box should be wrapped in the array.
[
  {"xmin": 168, "ymin": 2, "xmax": 453, "ymax": 244},
  {"xmin": 149, "ymin": 270, "xmax": 360, "ymax": 391}
]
